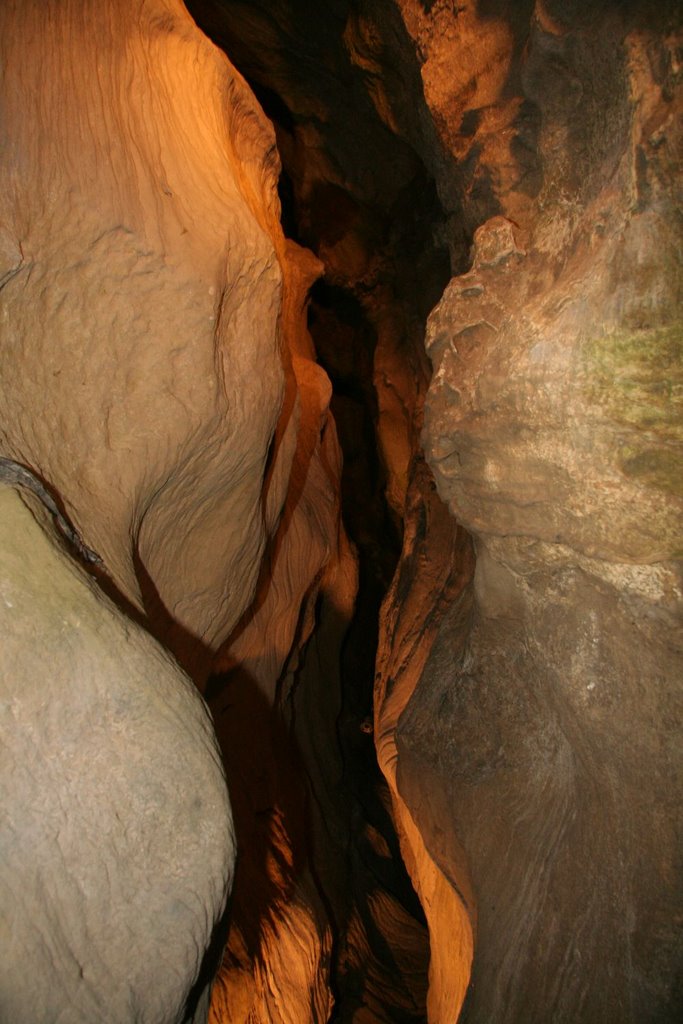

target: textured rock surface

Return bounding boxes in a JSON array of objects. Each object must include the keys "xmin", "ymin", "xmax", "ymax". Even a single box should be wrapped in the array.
[
  {"xmin": 186, "ymin": 2, "xmax": 444, "ymax": 1019},
  {"xmin": 0, "ymin": 487, "xmax": 234, "ymax": 1024},
  {"xmin": 426, "ymin": 209, "xmax": 682, "ymax": 560},
  {"xmin": 411, "ymin": 5, "xmax": 683, "ymax": 1021},
  {"xmin": 0, "ymin": 2, "xmax": 326, "ymax": 1021},
  {"xmin": 206, "ymin": 240, "xmax": 352, "ymax": 1022},
  {"xmin": 188, "ymin": 2, "xmax": 682, "ymax": 1020},
  {"xmin": 0, "ymin": 0, "xmax": 290, "ymax": 660},
  {"xmin": 374, "ymin": 458, "xmax": 475, "ymax": 1024},
  {"xmin": 3, "ymin": 0, "xmax": 682, "ymax": 1022}
]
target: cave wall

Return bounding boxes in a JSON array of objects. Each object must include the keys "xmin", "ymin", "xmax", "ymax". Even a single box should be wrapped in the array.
[
  {"xmin": 391, "ymin": 4, "xmax": 683, "ymax": 1022},
  {"xmin": 1, "ymin": 1, "xmax": 681, "ymax": 1023},
  {"xmin": 0, "ymin": 487, "xmax": 235, "ymax": 1024},
  {"xmin": 206, "ymin": 239, "xmax": 356, "ymax": 1022},
  {"xmin": 0, "ymin": 0, "xmax": 302, "ymax": 664}
]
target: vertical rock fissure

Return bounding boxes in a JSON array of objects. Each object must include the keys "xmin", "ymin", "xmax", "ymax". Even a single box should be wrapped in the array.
[
  {"xmin": 258, "ymin": 80, "xmax": 445, "ymax": 1024},
  {"xmin": 307, "ymin": 280, "xmax": 431, "ymax": 1021},
  {"xmin": 185, "ymin": 2, "xmax": 460, "ymax": 1017},
  {"xmin": 3, "ymin": 3, "xmax": 680, "ymax": 1024}
]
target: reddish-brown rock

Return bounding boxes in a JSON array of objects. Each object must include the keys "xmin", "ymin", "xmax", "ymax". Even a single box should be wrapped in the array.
[
  {"xmin": 186, "ymin": 3, "xmax": 682, "ymax": 1021},
  {"xmin": 412, "ymin": 7, "xmax": 683, "ymax": 1022},
  {"xmin": 206, "ymin": 239, "xmax": 353, "ymax": 1021}
]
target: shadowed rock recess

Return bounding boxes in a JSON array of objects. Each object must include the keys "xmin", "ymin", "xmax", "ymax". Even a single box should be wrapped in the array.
[{"xmin": 0, "ymin": 1, "xmax": 681, "ymax": 1023}]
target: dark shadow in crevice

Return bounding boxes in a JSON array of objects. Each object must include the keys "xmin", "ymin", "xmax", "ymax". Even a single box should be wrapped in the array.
[
  {"xmin": 132, "ymin": 546, "xmax": 214, "ymax": 682},
  {"xmin": 206, "ymin": 661, "xmax": 313, "ymax": 963},
  {"xmin": 308, "ymin": 282, "xmax": 429, "ymax": 1019},
  {"xmin": 182, "ymin": 897, "xmax": 233, "ymax": 1023},
  {"xmin": 182, "ymin": 2, "xmax": 462, "ymax": 1015}
]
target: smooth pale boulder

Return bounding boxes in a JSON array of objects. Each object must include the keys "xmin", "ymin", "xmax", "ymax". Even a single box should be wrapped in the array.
[{"xmin": 0, "ymin": 486, "xmax": 235, "ymax": 1024}]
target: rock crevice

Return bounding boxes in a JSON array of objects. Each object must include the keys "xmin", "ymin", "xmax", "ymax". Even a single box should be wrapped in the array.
[{"xmin": 1, "ymin": 2, "xmax": 681, "ymax": 1023}]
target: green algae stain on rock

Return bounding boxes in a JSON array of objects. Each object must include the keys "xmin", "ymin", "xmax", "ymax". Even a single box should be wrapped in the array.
[
  {"xmin": 584, "ymin": 324, "xmax": 683, "ymax": 437},
  {"xmin": 583, "ymin": 324, "xmax": 683, "ymax": 495},
  {"xmin": 619, "ymin": 445, "xmax": 683, "ymax": 499}
]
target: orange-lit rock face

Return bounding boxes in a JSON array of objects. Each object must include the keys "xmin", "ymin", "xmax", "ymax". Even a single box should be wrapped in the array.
[
  {"xmin": 0, "ymin": 3, "xmax": 347, "ymax": 1022},
  {"xmin": 206, "ymin": 240, "xmax": 353, "ymax": 1022},
  {"xmin": 374, "ymin": 459, "xmax": 475, "ymax": 1024},
  {"xmin": 0, "ymin": 0, "xmax": 294, "ymax": 652},
  {"xmin": 183, "ymin": 3, "xmax": 681, "ymax": 1022},
  {"xmin": 393, "ymin": 0, "xmax": 541, "ymax": 246}
]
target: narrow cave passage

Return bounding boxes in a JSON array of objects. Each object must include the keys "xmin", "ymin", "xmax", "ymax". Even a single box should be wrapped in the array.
[
  {"xmin": 192, "ymin": 3, "xmax": 683, "ymax": 1020},
  {"xmin": 308, "ymin": 281, "xmax": 431, "ymax": 1022},
  {"xmin": 1, "ymin": 3, "xmax": 679, "ymax": 1024},
  {"xmin": 186, "ymin": 0, "xmax": 464, "ymax": 1019}
]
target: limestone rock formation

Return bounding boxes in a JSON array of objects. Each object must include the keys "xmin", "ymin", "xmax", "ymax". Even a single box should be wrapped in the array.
[
  {"xmin": 0, "ymin": 0, "xmax": 291, "ymax": 663},
  {"xmin": 206, "ymin": 239, "xmax": 353, "ymax": 1022},
  {"xmin": 410, "ymin": 6, "xmax": 683, "ymax": 1022},
  {"xmin": 374, "ymin": 458, "xmax": 475, "ymax": 1023},
  {"xmin": 186, "ymin": 1, "xmax": 682, "ymax": 1020},
  {"xmin": 0, "ymin": 486, "xmax": 234, "ymax": 1024},
  {"xmin": 2, "ymin": 0, "xmax": 682, "ymax": 1022}
]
